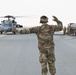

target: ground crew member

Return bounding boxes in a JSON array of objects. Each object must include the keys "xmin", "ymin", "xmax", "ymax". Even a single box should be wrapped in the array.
[
  {"xmin": 66, "ymin": 26, "xmax": 70, "ymax": 35},
  {"xmin": 16, "ymin": 15, "xmax": 63, "ymax": 75},
  {"xmin": 63, "ymin": 26, "xmax": 66, "ymax": 35}
]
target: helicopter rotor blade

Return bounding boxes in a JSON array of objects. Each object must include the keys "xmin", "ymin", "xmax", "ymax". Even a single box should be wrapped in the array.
[
  {"xmin": 0, "ymin": 16, "xmax": 5, "ymax": 18},
  {"xmin": 0, "ymin": 15, "xmax": 38, "ymax": 19},
  {"xmin": 14, "ymin": 15, "xmax": 38, "ymax": 18}
]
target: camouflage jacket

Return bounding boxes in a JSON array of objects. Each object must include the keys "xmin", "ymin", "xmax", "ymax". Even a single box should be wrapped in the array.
[{"xmin": 19, "ymin": 20, "xmax": 63, "ymax": 49}]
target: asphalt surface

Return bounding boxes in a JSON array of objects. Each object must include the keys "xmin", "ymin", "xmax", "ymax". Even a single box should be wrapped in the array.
[{"xmin": 0, "ymin": 33, "xmax": 76, "ymax": 75}]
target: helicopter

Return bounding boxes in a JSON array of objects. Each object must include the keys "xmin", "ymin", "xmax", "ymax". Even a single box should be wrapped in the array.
[{"xmin": 0, "ymin": 15, "xmax": 23, "ymax": 34}]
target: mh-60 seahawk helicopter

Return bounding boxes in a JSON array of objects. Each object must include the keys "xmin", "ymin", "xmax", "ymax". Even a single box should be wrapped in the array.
[{"xmin": 0, "ymin": 15, "xmax": 23, "ymax": 34}]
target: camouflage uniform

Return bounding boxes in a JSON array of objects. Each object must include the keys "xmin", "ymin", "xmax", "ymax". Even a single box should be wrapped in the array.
[
  {"xmin": 18, "ymin": 16, "xmax": 63, "ymax": 75},
  {"xmin": 63, "ymin": 26, "xmax": 66, "ymax": 35}
]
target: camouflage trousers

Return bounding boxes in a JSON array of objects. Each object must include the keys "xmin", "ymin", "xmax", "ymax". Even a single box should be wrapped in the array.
[{"xmin": 39, "ymin": 47, "xmax": 56, "ymax": 75}]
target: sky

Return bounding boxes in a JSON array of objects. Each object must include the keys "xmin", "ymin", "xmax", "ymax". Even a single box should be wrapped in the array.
[{"xmin": 0, "ymin": 0, "xmax": 76, "ymax": 27}]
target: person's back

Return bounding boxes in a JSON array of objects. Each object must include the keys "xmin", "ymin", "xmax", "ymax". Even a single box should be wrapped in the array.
[{"xmin": 37, "ymin": 23, "xmax": 54, "ymax": 49}]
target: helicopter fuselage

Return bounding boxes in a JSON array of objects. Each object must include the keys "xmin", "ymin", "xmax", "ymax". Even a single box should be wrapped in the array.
[{"xmin": 0, "ymin": 19, "xmax": 16, "ymax": 34}]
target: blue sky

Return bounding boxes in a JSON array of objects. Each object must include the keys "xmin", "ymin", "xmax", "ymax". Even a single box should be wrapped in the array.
[{"xmin": 0, "ymin": 0, "xmax": 76, "ymax": 27}]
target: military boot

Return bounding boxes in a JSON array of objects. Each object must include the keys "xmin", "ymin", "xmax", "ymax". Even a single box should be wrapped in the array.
[
  {"xmin": 51, "ymin": 73, "xmax": 55, "ymax": 75},
  {"xmin": 42, "ymin": 73, "xmax": 47, "ymax": 75}
]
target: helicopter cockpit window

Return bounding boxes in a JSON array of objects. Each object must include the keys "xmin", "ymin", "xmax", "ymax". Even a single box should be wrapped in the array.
[{"xmin": 2, "ymin": 20, "xmax": 12, "ymax": 27}]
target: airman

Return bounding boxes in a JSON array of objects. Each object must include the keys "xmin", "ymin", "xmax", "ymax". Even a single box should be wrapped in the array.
[{"xmin": 16, "ymin": 15, "xmax": 63, "ymax": 75}]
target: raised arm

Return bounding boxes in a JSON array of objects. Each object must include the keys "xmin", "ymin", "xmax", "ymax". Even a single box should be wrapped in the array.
[
  {"xmin": 16, "ymin": 26, "xmax": 39, "ymax": 34},
  {"xmin": 52, "ymin": 16, "xmax": 63, "ymax": 31},
  {"xmin": 16, "ymin": 28, "xmax": 30, "ymax": 34}
]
